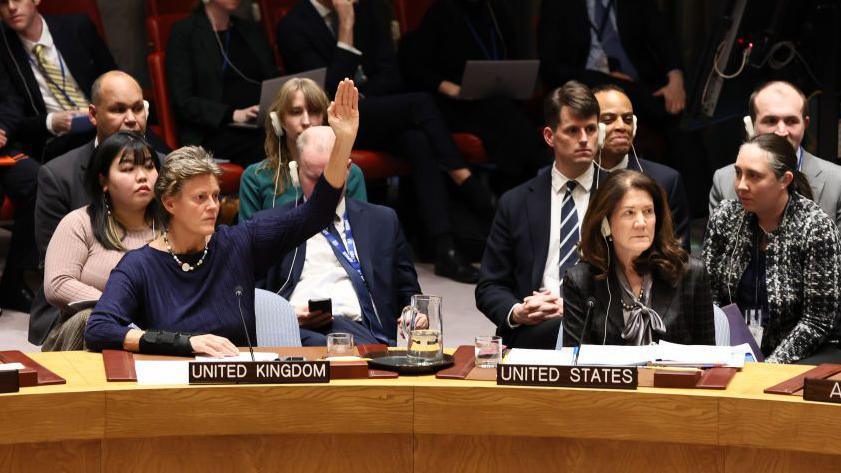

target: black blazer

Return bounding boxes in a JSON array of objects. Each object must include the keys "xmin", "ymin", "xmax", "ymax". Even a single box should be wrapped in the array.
[
  {"xmin": 166, "ymin": 10, "xmax": 278, "ymax": 146},
  {"xmin": 261, "ymin": 198, "xmax": 421, "ymax": 345},
  {"xmin": 476, "ymin": 164, "xmax": 606, "ymax": 332},
  {"xmin": 537, "ymin": 0, "xmax": 681, "ymax": 90},
  {"xmin": 397, "ymin": 0, "xmax": 519, "ymax": 93},
  {"xmin": 562, "ymin": 259, "xmax": 716, "ymax": 347},
  {"xmin": 0, "ymin": 58, "xmax": 22, "ymax": 140},
  {"xmin": 276, "ymin": 0, "xmax": 403, "ymax": 97},
  {"xmin": 0, "ymin": 14, "xmax": 117, "ymax": 159},
  {"xmin": 626, "ymin": 157, "xmax": 691, "ymax": 250}
]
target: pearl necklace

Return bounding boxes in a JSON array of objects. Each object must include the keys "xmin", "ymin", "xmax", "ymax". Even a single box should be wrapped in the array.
[
  {"xmin": 620, "ymin": 287, "xmax": 645, "ymax": 311},
  {"xmin": 164, "ymin": 231, "xmax": 208, "ymax": 272}
]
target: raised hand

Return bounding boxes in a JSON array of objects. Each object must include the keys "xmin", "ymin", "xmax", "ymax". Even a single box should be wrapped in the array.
[{"xmin": 327, "ymin": 78, "xmax": 359, "ymax": 142}]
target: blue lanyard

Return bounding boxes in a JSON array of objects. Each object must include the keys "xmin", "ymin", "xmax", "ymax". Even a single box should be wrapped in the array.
[
  {"xmin": 28, "ymin": 46, "xmax": 78, "ymax": 108},
  {"xmin": 463, "ymin": 16, "xmax": 499, "ymax": 60},
  {"xmin": 321, "ymin": 213, "xmax": 365, "ymax": 282},
  {"xmin": 221, "ymin": 29, "xmax": 232, "ymax": 72}
]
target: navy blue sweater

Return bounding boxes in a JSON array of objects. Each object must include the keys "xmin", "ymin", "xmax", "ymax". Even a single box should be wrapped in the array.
[{"xmin": 85, "ymin": 176, "xmax": 342, "ymax": 351}]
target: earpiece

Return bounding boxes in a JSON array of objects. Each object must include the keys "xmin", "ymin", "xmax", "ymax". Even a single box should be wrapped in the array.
[
  {"xmin": 269, "ymin": 111, "xmax": 283, "ymax": 137},
  {"xmin": 600, "ymin": 217, "xmax": 611, "ymax": 238},
  {"xmin": 743, "ymin": 115, "xmax": 755, "ymax": 139},
  {"xmin": 288, "ymin": 160, "xmax": 300, "ymax": 188},
  {"xmin": 631, "ymin": 115, "xmax": 638, "ymax": 138},
  {"xmin": 597, "ymin": 123, "xmax": 606, "ymax": 149},
  {"xmin": 143, "ymin": 100, "xmax": 149, "ymax": 116}
]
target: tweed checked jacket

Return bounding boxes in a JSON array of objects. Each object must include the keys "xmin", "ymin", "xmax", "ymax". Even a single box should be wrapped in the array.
[{"xmin": 702, "ymin": 194, "xmax": 841, "ymax": 363}]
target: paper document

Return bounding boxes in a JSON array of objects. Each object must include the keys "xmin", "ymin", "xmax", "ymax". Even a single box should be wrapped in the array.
[
  {"xmin": 194, "ymin": 352, "xmax": 279, "ymax": 362},
  {"xmin": 576, "ymin": 345, "xmax": 656, "ymax": 366},
  {"xmin": 654, "ymin": 341, "xmax": 748, "ymax": 368},
  {"xmin": 134, "ymin": 360, "xmax": 189, "ymax": 385},
  {"xmin": 504, "ymin": 348, "xmax": 575, "ymax": 365},
  {"xmin": 0, "ymin": 363, "xmax": 25, "ymax": 372}
]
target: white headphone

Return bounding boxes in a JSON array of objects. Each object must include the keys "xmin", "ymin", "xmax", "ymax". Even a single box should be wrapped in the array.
[
  {"xmin": 600, "ymin": 216, "xmax": 611, "ymax": 238},
  {"xmin": 743, "ymin": 115, "xmax": 755, "ymax": 138}
]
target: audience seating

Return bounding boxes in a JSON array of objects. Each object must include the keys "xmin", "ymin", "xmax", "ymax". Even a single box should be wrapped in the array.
[
  {"xmin": 392, "ymin": 0, "xmax": 434, "ymax": 36},
  {"xmin": 257, "ymin": 0, "xmax": 297, "ymax": 71},
  {"xmin": 39, "ymin": 0, "xmax": 106, "ymax": 40},
  {"xmin": 144, "ymin": 0, "xmax": 195, "ymax": 18},
  {"xmin": 0, "ymin": 199, "xmax": 14, "ymax": 223},
  {"xmin": 146, "ymin": 13, "xmax": 187, "ymax": 52}
]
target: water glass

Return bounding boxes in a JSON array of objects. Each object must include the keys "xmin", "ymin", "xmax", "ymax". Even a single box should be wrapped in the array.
[
  {"xmin": 474, "ymin": 335, "xmax": 502, "ymax": 368},
  {"xmin": 326, "ymin": 333, "xmax": 354, "ymax": 358}
]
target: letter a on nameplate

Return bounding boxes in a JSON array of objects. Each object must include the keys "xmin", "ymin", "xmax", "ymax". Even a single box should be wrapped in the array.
[
  {"xmin": 188, "ymin": 361, "xmax": 330, "ymax": 385},
  {"xmin": 496, "ymin": 365, "xmax": 637, "ymax": 389},
  {"xmin": 803, "ymin": 378, "xmax": 841, "ymax": 404}
]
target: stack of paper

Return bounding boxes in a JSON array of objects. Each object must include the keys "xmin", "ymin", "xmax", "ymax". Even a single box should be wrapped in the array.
[
  {"xmin": 135, "ymin": 352, "xmax": 280, "ymax": 385},
  {"xmin": 504, "ymin": 348, "xmax": 575, "ymax": 365}
]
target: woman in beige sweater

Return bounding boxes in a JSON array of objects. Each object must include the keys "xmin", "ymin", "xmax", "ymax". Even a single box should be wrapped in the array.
[{"xmin": 42, "ymin": 132, "xmax": 162, "ymax": 350}]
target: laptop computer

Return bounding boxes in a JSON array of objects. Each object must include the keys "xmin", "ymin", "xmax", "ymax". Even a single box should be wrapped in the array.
[
  {"xmin": 229, "ymin": 67, "xmax": 327, "ymax": 129},
  {"xmin": 457, "ymin": 60, "xmax": 540, "ymax": 100}
]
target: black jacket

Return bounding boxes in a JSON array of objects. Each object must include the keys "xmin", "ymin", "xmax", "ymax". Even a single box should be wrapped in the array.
[
  {"xmin": 0, "ymin": 14, "xmax": 117, "ymax": 160},
  {"xmin": 562, "ymin": 259, "xmax": 716, "ymax": 347},
  {"xmin": 261, "ymin": 198, "xmax": 420, "ymax": 345},
  {"xmin": 537, "ymin": 0, "xmax": 681, "ymax": 90},
  {"xmin": 276, "ymin": 0, "xmax": 403, "ymax": 96},
  {"xmin": 166, "ymin": 10, "xmax": 278, "ymax": 146}
]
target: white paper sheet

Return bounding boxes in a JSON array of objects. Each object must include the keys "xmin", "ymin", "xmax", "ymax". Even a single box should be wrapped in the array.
[
  {"xmin": 503, "ymin": 348, "xmax": 575, "ymax": 366},
  {"xmin": 576, "ymin": 345, "xmax": 656, "ymax": 366},
  {"xmin": 194, "ymin": 352, "xmax": 279, "ymax": 362},
  {"xmin": 134, "ymin": 360, "xmax": 189, "ymax": 385},
  {"xmin": 0, "ymin": 363, "xmax": 25, "ymax": 372},
  {"xmin": 654, "ymin": 341, "xmax": 748, "ymax": 368}
]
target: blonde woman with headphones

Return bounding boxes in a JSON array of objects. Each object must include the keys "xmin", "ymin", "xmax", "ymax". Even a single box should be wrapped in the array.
[{"xmin": 238, "ymin": 78, "xmax": 367, "ymax": 221}]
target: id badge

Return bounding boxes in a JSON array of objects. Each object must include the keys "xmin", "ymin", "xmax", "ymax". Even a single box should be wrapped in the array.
[{"xmin": 746, "ymin": 309, "xmax": 764, "ymax": 346}]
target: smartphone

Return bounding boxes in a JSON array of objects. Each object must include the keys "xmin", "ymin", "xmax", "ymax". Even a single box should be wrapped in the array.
[{"xmin": 308, "ymin": 298, "xmax": 332, "ymax": 314}]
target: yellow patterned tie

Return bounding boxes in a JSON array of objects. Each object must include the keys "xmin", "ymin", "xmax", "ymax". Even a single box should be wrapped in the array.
[{"xmin": 31, "ymin": 44, "xmax": 89, "ymax": 110}]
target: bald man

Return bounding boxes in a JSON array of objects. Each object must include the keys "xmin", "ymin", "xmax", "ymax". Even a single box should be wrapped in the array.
[
  {"xmin": 28, "ymin": 71, "xmax": 165, "ymax": 344},
  {"xmin": 262, "ymin": 126, "xmax": 421, "ymax": 346},
  {"xmin": 709, "ymin": 81, "xmax": 841, "ymax": 226}
]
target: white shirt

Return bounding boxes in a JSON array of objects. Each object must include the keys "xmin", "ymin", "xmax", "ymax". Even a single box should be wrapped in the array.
[
  {"xmin": 540, "ymin": 162, "xmax": 595, "ymax": 297},
  {"xmin": 309, "ymin": 0, "xmax": 363, "ymax": 56},
  {"xmin": 597, "ymin": 154, "xmax": 629, "ymax": 173},
  {"xmin": 18, "ymin": 15, "xmax": 85, "ymax": 135},
  {"xmin": 289, "ymin": 198, "xmax": 362, "ymax": 321}
]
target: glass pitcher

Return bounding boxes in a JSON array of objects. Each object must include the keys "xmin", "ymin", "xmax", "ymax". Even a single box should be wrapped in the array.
[{"xmin": 399, "ymin": 295, "xmax": 444, "ymax": 364}]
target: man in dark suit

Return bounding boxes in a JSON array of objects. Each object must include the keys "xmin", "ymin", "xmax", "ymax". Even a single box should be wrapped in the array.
[
  {"xmin": 29, "ymin": 70, "xmax": 164, "ymax": 344},
  {"xmin": 593, "ymin": 84, "xmax": 690, "ymax": 249},
  {"xmin": 0, "ymin": 0, "xmax": 117, "ymax": 161},
  {"xmin": 0, "ymin": 57, "xmax": 40, "ymax": 312},
  {"xmin": 476, "ymin": 81, "xmax": 605, "ymax": 349},
  {"xmin": 276, "ymin": 0, "xmax": 496, "ymax": 283},
  {"xmin": 262, "ymin": 126, "xmax": 421, "ymax": 346}
]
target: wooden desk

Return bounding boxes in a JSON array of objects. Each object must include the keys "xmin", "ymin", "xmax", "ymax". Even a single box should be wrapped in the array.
[{"xmin": 1, "ymin": 352, "xmax": 839, "ymax": 472}]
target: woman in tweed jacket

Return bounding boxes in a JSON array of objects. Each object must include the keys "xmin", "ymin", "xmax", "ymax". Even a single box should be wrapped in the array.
[{"xmin": 703, "ymin": 134, "xmax": 841, "ymax": 363}]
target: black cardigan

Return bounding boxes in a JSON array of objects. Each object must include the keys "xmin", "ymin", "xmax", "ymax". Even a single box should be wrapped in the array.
[{"xmin": 562, "ymin": 258, "xmax": 715, "ymax": 347}]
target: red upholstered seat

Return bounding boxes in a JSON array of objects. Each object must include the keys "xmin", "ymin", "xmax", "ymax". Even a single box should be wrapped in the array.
[
  {"xmin": 350, "ymin": 150, "xmax": 411, "ymax": 180},
  {"xmin": 145, "ymin": 0, "xmax": 195, "ymax": 18},
  {"xmin": 258, "ymin": 0, "xmax": 297, "ymax": 71},
  {"xmin": 392, "ymin": 0, "xmax": 434, "ymax": 36},
  {"xmin": 39, "ymin": 0, "xmax": 106, "ymax": 39},
  {"xmin": 452, "ymin": 133, "xmax": 489, "ymax": 165},
  {"xmin": 217, "ymin": 163, "xmax": 245, "ymax": 196},
  {"xmin": 146, "ymin": 13, "xmax": 188, "ymax": 52},
  {"xmin": 0, "ymin": 198, "xmax": 14, "ymax": 222},
  {"xmin": 146, "ymin": 51, "xmax": 179, "ymax": 151}
]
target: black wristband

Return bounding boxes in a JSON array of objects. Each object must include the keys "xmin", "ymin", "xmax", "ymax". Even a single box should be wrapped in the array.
[{"xmin": 139, "ymin": 330, "xmax": 195, "ymax": 356}]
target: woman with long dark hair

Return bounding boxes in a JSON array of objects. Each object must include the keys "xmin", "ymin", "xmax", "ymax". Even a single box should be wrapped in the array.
[
  {"xmin": 703, "ymin": 133, "xmax": 841, "ymax": 364},
  {"xmin": 563, "ymin": 170, "xmax": 715, "ymax": 347},
  {"xmin": 42, "ymin": 131, "xmax": 162, "ymax": 350}
]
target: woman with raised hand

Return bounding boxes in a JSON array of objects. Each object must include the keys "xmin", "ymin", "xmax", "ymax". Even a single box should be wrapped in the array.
[
  {"xmin": 238, "ymin": 77, "xmax": 367, "ymax": 221},
  {"xmin": 42, "ymin": 132, "xmax": 162, "ymax": 351},
  {"xmin": 85, "ymin": 79, "xmax": 360, "ymax": 357}
]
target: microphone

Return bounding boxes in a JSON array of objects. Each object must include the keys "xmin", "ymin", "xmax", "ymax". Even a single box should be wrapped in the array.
[
  {"xmin": 234, "ymin": 285, "xmax": 256, "ymax": 362},
  {"xmin": 572, "ymin": 297, "xmax": 597, "ymax": 366}
]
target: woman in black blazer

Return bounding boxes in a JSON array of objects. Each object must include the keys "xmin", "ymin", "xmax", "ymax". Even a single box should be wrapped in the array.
[
  {"xmin": 166, "ymin": 0, "xmax": 278, "ymax": 166},
  {"xmin": 563, "ymin": 170, "xmax": 715, "ymax": 347}
]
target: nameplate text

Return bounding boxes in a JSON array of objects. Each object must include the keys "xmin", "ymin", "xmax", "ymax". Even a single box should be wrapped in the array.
[
  {"xmin": 497, "ymin": 364, "xmax": 637, "ymax": 389},
  {"xmin": 188, "ymin": 361, "xmax": 330, "ymax": 385},
  {"xmin": 803, "ymin": 377, "xmax": 841, "ymax": 404}
]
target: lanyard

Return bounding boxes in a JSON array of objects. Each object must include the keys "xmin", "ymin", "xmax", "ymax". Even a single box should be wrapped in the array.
[
  {"xmin": 463, "ymin": 16, "xmax": 499, "ymax": 60},
  {"xmin": 28, "ymin": 47, "xmax": 78, "ymax": 108},
  {"xmin": 221, "ymin": 29, "xmax": 232, "ymax": 72},
  {"xmin": 321, "ymin": 212, "xmax": 365, "ymax": 282}
]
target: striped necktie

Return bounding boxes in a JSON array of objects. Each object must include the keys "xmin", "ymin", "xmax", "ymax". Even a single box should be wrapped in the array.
[
  {"xmin": 558, "ymin": 180, "xmax": 580, "ymax": 288},
  {"xmin": 31, "ymin": 44, "xmax": 88, "ymax": 110}
]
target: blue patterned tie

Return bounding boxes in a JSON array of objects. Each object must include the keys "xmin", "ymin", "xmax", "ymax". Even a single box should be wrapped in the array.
[
  {"xmin": 593, "ymin": 0, "xmax": 639, "ymax": 80},
  {"xmin": 558, "ymin": 181, "xmax": 580, "ymax": 290}
]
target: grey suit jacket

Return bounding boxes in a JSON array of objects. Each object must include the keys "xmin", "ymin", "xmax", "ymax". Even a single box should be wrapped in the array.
[{"xmin": 708, "ymin": 151, "xmax": 841, "ymax": 226}]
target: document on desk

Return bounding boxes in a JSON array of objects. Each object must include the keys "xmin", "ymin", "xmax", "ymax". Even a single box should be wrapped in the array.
[
  {"xmin": 194, "ymin": 352, "xmax": 279, "ymax": 362},
  {"xmin": 135, "ymin": 361, "xmax": 189, "ymax": 385},
  {"xmin": 576, "ymin": 345, "xmax": 656, "ymax": 366},
  {"xmin": 654, "ymin": 341, "xmax": 749, "ymax": 368},
  {"xmin": 504, "ymin": 348, "xmax": 575, "ymax": 365}
]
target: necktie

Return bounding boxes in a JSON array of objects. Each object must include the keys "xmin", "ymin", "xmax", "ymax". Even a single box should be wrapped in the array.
[
  {"xmin": 31, "ymin": 44, "xmax": 88, "ymax": 110},
  {"xmin": 593, "ymin": 0, "xmax": 638, "ymax": 80},
  {"xmin": 558, "ymin": 181, "xmax": 580, "ymax": 290}
]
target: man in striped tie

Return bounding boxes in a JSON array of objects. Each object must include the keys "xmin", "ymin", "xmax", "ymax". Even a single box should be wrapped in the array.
[{"xmin": 476, "ymin": 81, "xmax": 605, "ymax": 349}]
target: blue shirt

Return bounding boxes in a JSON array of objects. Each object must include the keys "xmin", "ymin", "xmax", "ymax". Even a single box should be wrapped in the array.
[{"xmin": 85, "ymin": 176, "xmax": 342, "ymax": 351}]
